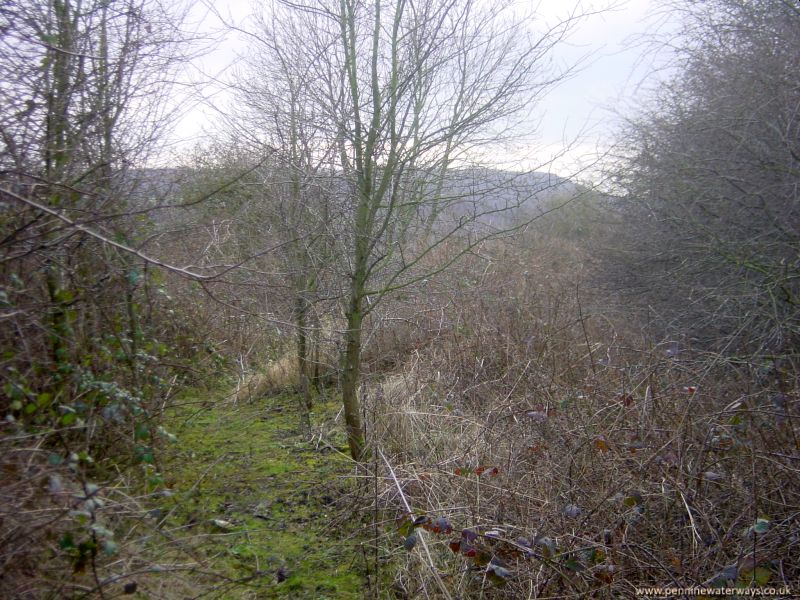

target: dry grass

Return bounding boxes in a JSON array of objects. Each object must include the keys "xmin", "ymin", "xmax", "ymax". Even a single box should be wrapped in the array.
[
  {"xmin": 360, "ymin": 228, "xmax": 800, "ymax": 598},
  {"xmin": 235, "ymin": 353, "xmax": 300, "ymax": 402}
]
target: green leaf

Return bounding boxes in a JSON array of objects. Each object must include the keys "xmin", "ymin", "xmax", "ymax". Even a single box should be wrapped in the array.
[
  {"xmin": 752, "ymin": 518, "xmax": 769, "ymax": 534},
  {"xmin": 48, "ymin": 453, "xmax": 64, "ymax": 466},
  {"xmin": 753, "ymin": 566, "xmax": 771, "ymax": 586},
  {"xmin": 134, "ymin": 423, "xmax": 150, "ymax": 440},
  {"xmin": 59, "ymin": 533, "xmax": 76, "ymax": 550},
  {"xmin": 70, "ymin": 510, "xmax": 91, "ymax": 524},
  {"xmin": 562, "ymin": 556, "xmax": 585, "ymax": 571},
  {"xmin": 61, "ymin": 412, "xmax": 76, "ymax": 426},
  {"xmin": 5, "ymin": 382, "xmax": 24, "ymax": 401},
  {"xmin": 136, "ymin": 446, "xmax": 155, "ymax": 464},
  {"xmin": 102, "ymin": 539, "xmax": 118, "ymax": 556},
  {"xmin": 24, "ymin": 403, "xmax": 37, "ymax": 415},
  {"xmin": 397, "ymin": 519, "xmax": 413, "ymax": 538},
  {"xmin": 54, "ymin": 289, "xmax": 74, "ymax": 303},
  {"xmin": 91, "ymin": 523, "xmax": 114, "ymax": 539}
]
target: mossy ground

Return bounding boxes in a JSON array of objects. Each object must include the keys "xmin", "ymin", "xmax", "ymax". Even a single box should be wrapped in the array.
[{"xmin": 145, "ymin": 387, "xmax": 368, "ymax": 599}]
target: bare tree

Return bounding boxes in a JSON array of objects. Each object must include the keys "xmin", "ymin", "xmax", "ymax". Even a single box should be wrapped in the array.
[{"xmin": 237, "ymin": 0, "xmax": 592, "ymax": 459}]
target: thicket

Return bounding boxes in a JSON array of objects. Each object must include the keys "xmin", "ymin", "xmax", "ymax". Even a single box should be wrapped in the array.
[
  {"xmin": 0, "ymin": 1, "xmax": 249, "ymax": 595},
  {"xmin": 2, "ymin": 0, "xmax": 799, "ymax": 598},
  {"xmin": 603, "ymin": 0, "xmax": 800, "ymax": 359}
]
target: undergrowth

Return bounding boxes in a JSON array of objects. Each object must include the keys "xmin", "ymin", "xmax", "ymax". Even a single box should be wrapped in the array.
[{"xmin": 361, "ymin": 228, "xmax": 800, "ymax": 598}]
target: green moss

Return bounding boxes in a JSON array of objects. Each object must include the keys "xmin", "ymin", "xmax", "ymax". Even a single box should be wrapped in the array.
[{"xmin": 149, "ymin": 390, "xmax": 368, "ymax": 599}]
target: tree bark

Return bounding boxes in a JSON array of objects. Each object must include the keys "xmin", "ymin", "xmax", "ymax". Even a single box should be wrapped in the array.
[{"xmin": 341, "ymin": 290, "xmax": 365, "ymax": 460}]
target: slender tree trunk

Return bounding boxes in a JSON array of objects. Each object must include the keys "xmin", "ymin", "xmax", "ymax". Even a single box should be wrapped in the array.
[
  {"xmin": 341, "ymin": 291, "xmax": 365, "ymax": 460},
  {"xmin": 296, "ymin": 294, "xmax": 313, "ymax": 411},
  {"xmin": 44, "ymin": 0, "xmax": 75, "ymax": 398}
]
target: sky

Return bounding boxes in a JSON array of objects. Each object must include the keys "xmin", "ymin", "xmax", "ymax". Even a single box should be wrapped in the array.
[{"xmin": 167, "ymin": 0, "xmax": 673, "ymax": 179}]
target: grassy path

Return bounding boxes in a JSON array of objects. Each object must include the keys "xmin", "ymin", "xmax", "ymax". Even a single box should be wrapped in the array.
[{"xmin": 153, "ymin": 390, "xmax": 366, "ymax": 599}]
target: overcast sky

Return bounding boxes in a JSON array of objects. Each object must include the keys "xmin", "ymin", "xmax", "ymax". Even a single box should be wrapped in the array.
[{"xmin": 168, "ymin": 0, "xmax": 673, "ymax": 178}]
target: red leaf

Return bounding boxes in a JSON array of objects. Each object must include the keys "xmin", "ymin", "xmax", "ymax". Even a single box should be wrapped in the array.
[{"xmin": 475, "ymin": 466, "xmax": 486, "ymax": 476}]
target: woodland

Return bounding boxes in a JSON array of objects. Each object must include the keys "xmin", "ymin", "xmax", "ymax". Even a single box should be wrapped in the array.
[{"xmin": 1, "ymin": 0, "xmax": 799, "ymax": 598}]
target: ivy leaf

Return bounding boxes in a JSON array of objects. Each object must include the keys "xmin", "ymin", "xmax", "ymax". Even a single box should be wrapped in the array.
[{"xmin": 707, "ymin": 565, "xmax": 738, "ymax": 587}]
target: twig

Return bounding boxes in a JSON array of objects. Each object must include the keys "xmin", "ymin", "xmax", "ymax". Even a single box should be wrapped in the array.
[{"xmin": 378, "ymin": 449, "xmax": 454, "ymax": 600}]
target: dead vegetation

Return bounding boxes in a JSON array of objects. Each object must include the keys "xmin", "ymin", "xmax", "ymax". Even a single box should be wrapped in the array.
[{"xmin": 356, "ymin": 216, "xmax": 800, "ymax": 597}]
